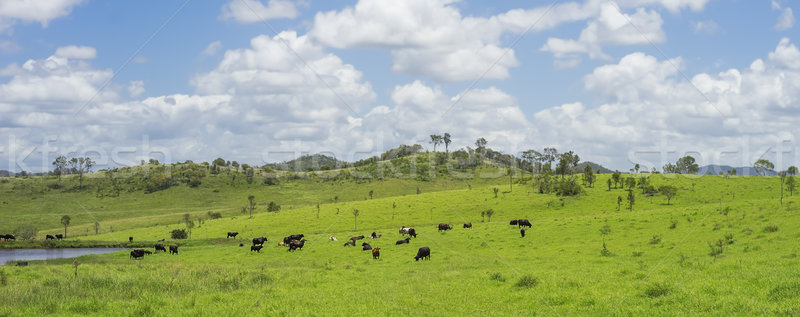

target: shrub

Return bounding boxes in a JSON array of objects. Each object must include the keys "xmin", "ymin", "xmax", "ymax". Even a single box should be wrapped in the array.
[
  {"xmin": 724, "ymin": 233, "xmax": 735, "ymax": 245},
  {"xmin": 600, "ymin": 242, "xmax": 614, "ymax": 257},
  {"xmin": 669, "ymin": 220, "xmax": 677, "ymax": 229},
  {"xmin": 763, "ymin": 225, "xmax": 779, "ymax": 233},
  {"xmin": 649, "ymin": 235, "xmax": 662, "ymax": 245},
  {"xmin": 644, "ymin": 282, "xmax": 671, "ymax": 298},
  {"xmin": 489, "ymin": 273, "xmax": 506, "ymax": 282},
  {"xmin": 632, "ymin": 251, "xmax": 644, "ymax": 257},
  {"xmin": 14, "ymin": 226, "xmax": 37, "ymax": 241},
  {"xmin": 515, "ymin": 275, "xmax": 539, "ymax": 288},
  {"xmin": 171, "ymin": 229, "xmax": 188, "ymax": 239},
  {"xmin": 708, "ymin": 239, "xmax": 724, "ymax": 258},
  {"xmin": 267, "ymin": 202, "xmax": 281, "ymax": 212},
  {"xmin": 555, "ymin": 177, "xmax": 582, "ymax": 196},
  {"xmin": 207, "ymin": 211, "xmax": 222, "ymax": 219}
]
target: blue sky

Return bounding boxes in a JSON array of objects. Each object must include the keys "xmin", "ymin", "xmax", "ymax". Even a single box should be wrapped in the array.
[{"xmin": 1, "ymin": 0, "xmax": 799, "ymax": 172}]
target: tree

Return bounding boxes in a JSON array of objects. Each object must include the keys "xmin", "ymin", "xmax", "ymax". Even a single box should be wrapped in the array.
[
  {"xmin": 183, "ymin": 213, "xmax": 194, "ymax": 239},
  {"xmin": 676, "ymin": 156, "xmax": 699, "ymax": 174},
  {"xmin": 484, "ymin": 209, "xmax": 495, "ymax": 222},
  {"xmin": 612, "ymin": 171, "xmax": 622, "ymax": 188},
  {"xmin": 634, "ymin": 163, "xmax": 640, "ymax": 173},
  {"xmin": 555, "ymin": 151, "xmax": 580, "ymax": 179},
  {"xmin": 780, "ymin": 171, "xmax": 787, "ymax": 205},
  {"xmin": 443, "ymin": 133, "xmax": 452, "ymax": 154},
  {"xmin": 753, "ymin": 159, "xmax": 774, "ymax": 176},
  {"xmin": 662, "ymin": 163, "xmax": 678, "ymax": 174},
  {"xmin": 52, "ymin": 155, "xmax": 68, "ymax": 186},
  {"xmin": 625, "ymin": 176, "xmax": 636, "ymax": 190},
  {"xmin": 616, "ymin": 196, "xmax": 622, "ymax": 211},
  {"xmin": 475, "ymin": 137, "xmax": 488, "ymax": 149},
  {"xmin": 786, "ymin": 176, "xmax": 796, "ymax": 197},
  {"xmin": 788, "ymin": 166, "xmax": 798, "ymax": 176},
  {"xmin": 507, "ymin": 168, "xmax": 513, "ymax": 192},
  {"xmin": 627, "ymin": 190, "xmax": 635, "ymax": 211},
  {"xmin": 94, "ymin": 221, "xmax": 100, "ymax": 235},
  {"xmin": 543, "ymin": 147, "xmax": 558, "ymax": 167},
  {"xmin": 429, "ymin": 134, "xmax": 443, "ymax": 152},
  {"xmin": 248, "ymin": 195, "xmax": 256, "ymax": 218},
  {"xmin": 583, "ymin": 165, "xmax": 594, "ymax": 187},
  {"xmin": 493, "ymin": 187, "xmax": 499, "ymax": 198},
  {"xmin": 352, "ymin": 209, "xmax": 360, "ymax": 231},
  {"xmin": 392, "ymin": 201, "xmax": 396, "ymax": 220},
  {"xmin": 61, "ymin": 215, "xmax": 71, "ymax": 238},
  {"xmin": 212, "ymin": 157, "xmax": 226, "ymax": 166},
  {"xmin": 607, "ymin": 178, "xmax": 612, "ymax": 191},
  {"xmin": 316, "ymin": 202, "xmax": 320, "ymax": 219},
  {"xmin": 369, "ymin": 190, "xmax": 374, "ymax": 200},
  {"xmin": 69, "ymin": 157, "xmax": 94, "ymax": 189},
  {"xmin": 659, "ymin": 185, "xmax": 678, "ymax": 205}
]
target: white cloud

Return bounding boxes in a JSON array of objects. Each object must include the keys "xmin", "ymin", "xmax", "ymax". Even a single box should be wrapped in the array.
[
  {"xmin": 691, "ymin": 20, "xmax": 719, "ymax": 34},
  {"xmin": 542, "ymin": 4, "xmax": 665, "ymax": 64},
  {"xmin": 0, "ymin": 0, "xmax": 85, "ymax": 32},
  {"xmin": 203, "ymin": 41, "xmax": 222, "ymax": 56},
  {"xmin": 54, "ymin": 45, "xmax": 96, "ymax": 59},
  {"xmin": 128, "ymin": 80, "xmax": 144, "ymax": 97},
  {"xmin": 775, "ymin": 7, "xmax": 795, "ymax": 30},
  {"xmin": 220, "ymin": 0, "xmax": 298, "ymax": 23},
  {"xmin": 768, "ymin": 38, "xmax": 800, "ymax": 69}
]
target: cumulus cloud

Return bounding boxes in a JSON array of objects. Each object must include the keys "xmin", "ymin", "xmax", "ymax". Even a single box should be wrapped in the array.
[
  {"xmin": 128, "ymin": 80, "xmax": 144, "ymax": 97},
  {"xmin": 220, "ymin": 0, "xmax": 298, "ymax": 23},
  {"xmin": 203, "ymin": 41, "xmax": 222, "ymax": 56},
  {"xmin": 0, "ymin": 0, "xmax": 85, "ymax": 32},
  {"xmin": 54, "ymin": 45, "xmax": 96, "ymax": 59}
]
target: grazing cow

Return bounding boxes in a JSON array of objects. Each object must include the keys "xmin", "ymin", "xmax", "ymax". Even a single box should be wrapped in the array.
[
  {"xmin": 399, "ymin": 227, "xmax": 410, "ymax": 235},
  {"xmin": 169, "ymin": 245, "xmax": 179, "ymax": 255},
  {"xmin": 3, "ymin": 234, "xmax": 15, "ymax": 241},
  {"xmin": 369, "ymin": 232, "xmax": 382, "ymax": 239},
  {"xmin": 129, "ymin": 236, "xmax": 133, "ymax": 243},
  {"xmin": 227, "ymin": 232, "xmax": 239, "ymax": 238},
  {"xmin": 344, "ymin": 240, "xmax": 356, "ymax": 247},
  {"xmin": 520, "ymin": 228, "xmax": 526, "ymax": 238},
  {"xmin": 283, "ymin": 234, "xmax": 304, "ymax": 244},
  {"xmin": 239, "ymin": 243, "xmax": 244, "ymax": 247},
  {"xmin": 154, "ymin": 243, "xmax": 167, "ymax": 253},
  {"xmin": 463, "ymin": 222, "xmax": 472, "ymax": 229},
  {"xmin": 252, "ymin": 237, "xmax": 268, "ymax": 246},
  {"xmin": 130, "ymin": 249, "xmax": 146, "ymax": 260},
  {"xmin": 414, "ymin": 246, "xmax": 431, "ymax": 261},
  {"xmin": 395, "ymin": 238, "xmax": 411, "ymax": 245},
  {"xmin": 45, "ymin": 234, "xmax": 55, "ymax": 240},
  {"xmin": 408, "ymin": 228, "xmax": 417, "ymax": 238},
  {"xmin": 349, "ymin": 235, "xmax": 365, "ymax": 242},
  {"xmin": 329, "ymin": 236, "xmax": 338, "ymax": 241},
  {"xmin": 438, "ymin": 223, "xmax": 452, "ymax": 231},
  {"xmin": 16, "ymin": 261, "xmax": 28, "ymax": 267},
  {"xmin": 251, "ymin": 245, "xmax": 263, "ymax": 252},
  {"xmin": 372, "ymin": 248, "xmax": 380, "ymax": 260},
  {"xmin": 55, "ymin": 234, "xmax": 63, "ymax": 240},
  {"xmin": 361, "ymin": 242, "xmax": 372, "ymax": 251},
  {"xmin": 518, "ymin": 219, "xmax": 532, "ymax": 228},
  {"xmin": 288, "ymin": 239, "xmax": 306, "ymax": 252},
  {"xmin": 509, "ymin": 220, "xmax": 518, "ymax": 226}
]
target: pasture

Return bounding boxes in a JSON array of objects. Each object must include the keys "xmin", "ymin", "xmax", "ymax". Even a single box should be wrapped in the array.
[{"xmin": 1, "ymin": 173, "xmax": 799, "ymax": 315}]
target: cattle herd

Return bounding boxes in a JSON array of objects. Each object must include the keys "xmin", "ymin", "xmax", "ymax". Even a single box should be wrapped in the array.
[{"xmin": 3, "ymin": 218, "xmax": 533, "ymax": 264}]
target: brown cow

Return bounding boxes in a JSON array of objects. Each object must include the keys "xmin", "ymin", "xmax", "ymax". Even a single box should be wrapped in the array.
[
  {"xmin": 372, "ymin": 248, "xmax": 380, "ymax": 260},
  {"xmin": 463, "ymin": 222, "xmax": 472, "ymax": 229}
]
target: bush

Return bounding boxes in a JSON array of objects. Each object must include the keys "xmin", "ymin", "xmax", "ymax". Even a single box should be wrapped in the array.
[
  {"xmin": 644, "ymin": 282, "xmax": 671, "ymax": 298},
  {"xmin": 763, "ymin": 225, "xmax": 779, "ymax": 233},
  {"xmin": 669, "ymin": 220, "xmax": 677, "ymax": 229},
  {"xmin": 555, "ymin": 177, "xmax": 581, "ymax": 196},
  {"xmin": 514, "ymin": 275, "xmax": 539, "ymax": 288},
  {"xmin": 489, "ymin": 273, "xmax": 506, "ymax": 282},
  {"xmin": 171, "ymin": 229, "xmax": 188, "ymax": 239},
  {"xmin": 207, "ymin": 211, "xmax": 222, "ymax": 219},
  {"xmin": 14, "ymin": 226, "xmax": 37, "ymax": 241},
  {"xmin": 267, "ymin": 202, "xmax": 281, "ymax": 212},
  {"xmin": 649, "ymin": 235, "xmax": 662, "ymax": 245}
]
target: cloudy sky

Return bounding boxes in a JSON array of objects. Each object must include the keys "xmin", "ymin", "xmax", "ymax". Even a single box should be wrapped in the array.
[{"xmin": 1, "ymin": 0, "xmax": 799, "ymax": 172}]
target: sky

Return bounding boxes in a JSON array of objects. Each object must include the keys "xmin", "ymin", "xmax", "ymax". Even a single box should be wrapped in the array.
[{"xmin": 0, "ymin": 0, "xmax": 799, "ymax": 173}]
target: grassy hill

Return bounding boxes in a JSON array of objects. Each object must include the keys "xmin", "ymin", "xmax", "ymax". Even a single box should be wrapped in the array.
[{"xmin": 1, "ymin": 157, "xmax": 799, "ymax": 315}]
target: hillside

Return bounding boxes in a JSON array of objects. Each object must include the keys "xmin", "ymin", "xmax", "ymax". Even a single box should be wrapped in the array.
[{"xmin": 698, "ymin": 164, "xmax": 777, "ymax": 176}]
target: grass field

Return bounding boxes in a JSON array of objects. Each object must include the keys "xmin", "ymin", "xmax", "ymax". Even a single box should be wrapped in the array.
[{"xmin": 1, "ymin": 172, "xmax": 799, "ymax": 315}]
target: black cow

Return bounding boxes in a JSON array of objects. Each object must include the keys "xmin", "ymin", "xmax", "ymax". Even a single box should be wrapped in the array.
[
  {"xmin": 129, "ymin": 237, "xmax": 133, "ymax": 243},
  {"xmin": 438, "ymin": 223, "xmax": 452, "ymax": 231},
  {"xmin": 520, "ymin": 228, "xmax": 526, "ymax": 238},
  {"xmin": 55, "ymin": 234, "xmax": 63, "ymax": 240},
  {"xmin": 45, "ymin": 234, "xmax": 55, "ymax": 240},
  {"xmin": 344, "ymin": 240, "xmax": 356, "ymax": 247},
  {"xmin": 227, "ymin": 232, "xmax": 239, "ymax": 238},
  {"xmin": 169, "ymin": 245, "xmax": 179, "ymax": 255},
  {"xmin": 408, "ymin": 228, "xmax": 417, "ymax": 238},
  {"xmin": 2, "ymin": 234, "xmax": 15, "ymax": 241},
  {"xmin": 369, "ymin": 232, "xmax": 381, "ymax": 239},
  {"xmin": 361, "ymin": 242, "xmax": 372, "ymax": 251},
  {"xmin": 518, "ymin": 219, "xmax": 532, "ymax": 228},
  {"xmin": 463, "ymin": 222, "xmax": 472, "ymax": 229},
  {"xmin": 283, "ymin": 234, "xmax": 304, "ymax": 244},
  {"xmin": 15, "ymin": 261, "xmax": 28, "ymax": 266},
  {"xmin": 509, "ymin": 220, "xmax": 518, "ymax": 226},
  {"xmin": 130, "ymin": 249, "xmax": 146, "ymax": 260},
  {"xmin": 154, "ymin": 244, "xmax": 167, "ymax": 253},
  {"xmin": 288, "ymin": 239, "xmax": 306, "ymax": 252},
  {"xmin": 414, "ymin": 246, "xmax": 431, "ymax": 261},
  {"xmin": 395, "ymin": 238, "xmax": 411, "ymax": 245},
  {"xmin": 251, "ymin": 245, "xmax": 263, "ymax": 252},
  {"xmin": 350, "ymin": 235, "xmax": 365, "ymax": 241},
  {"xmin": 252, "ymin": 237, "xmax": 268, "ymax": 246}
]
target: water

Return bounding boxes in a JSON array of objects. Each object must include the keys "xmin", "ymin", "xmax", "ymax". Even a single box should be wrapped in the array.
[{"xmin": 0, "ymin": 248, "xmax": 126, "ymax": 265}]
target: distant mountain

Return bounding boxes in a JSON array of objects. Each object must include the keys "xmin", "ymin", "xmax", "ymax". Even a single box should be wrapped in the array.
[
  {"xmin": 697, "ymin": 165, "xmax": 776, "ymax": 176},
  {"xmin": 0, "ymin": 170, "xmax": 13, "ymax": 177},
  {"xmin": 268, "ymin": 154, "xmax": 347, "ymax": 171},
  {"xmin": 576, "ymin": 161, "xmax": 614, "ymax": 174}
]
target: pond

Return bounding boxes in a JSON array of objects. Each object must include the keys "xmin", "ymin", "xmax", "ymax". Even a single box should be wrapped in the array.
[{"xmin": 0, "ymin": 248, "xmax": 126, "ymax": 265}]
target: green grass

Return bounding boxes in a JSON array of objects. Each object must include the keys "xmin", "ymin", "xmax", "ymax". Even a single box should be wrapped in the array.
[{"xmin": 1, "ymin": 172, "xmax": 800, "ymax": 315}]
